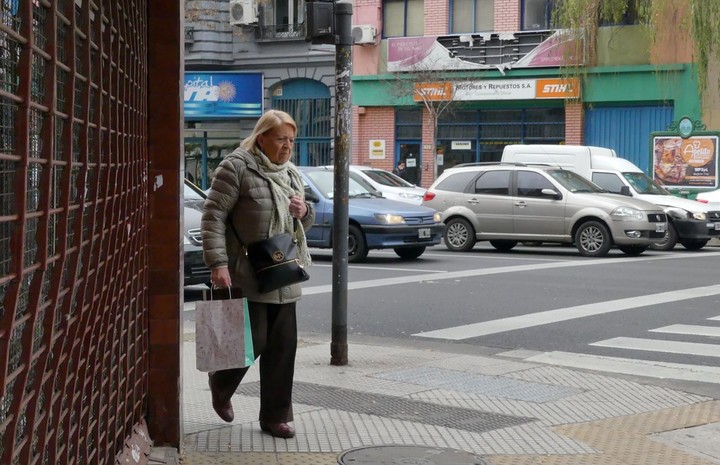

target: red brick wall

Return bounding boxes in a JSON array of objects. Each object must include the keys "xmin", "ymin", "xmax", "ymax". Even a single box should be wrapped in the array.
[
  {"xmin": 420, "ymin": 108, "xmax": 435, "ymax": 188},
  {"xmin": 565, "ymin": 102, "xmax": 584, "ymax": 145},
  {"xmin": 425, "ymin": 1, "xmax": 449, "ymax": 35},
  {"xmin": 354, "ymin": 107, "xmax": 396, "ymax": 172},
  {"xmin": 495, "ymin": 0, "xmax": 520, "ymax": 31}
]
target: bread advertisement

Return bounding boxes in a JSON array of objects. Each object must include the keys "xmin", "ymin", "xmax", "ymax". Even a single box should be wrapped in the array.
[{"xmin": 652, "ymin": 135, "xmax": 718, "ymax": 188}]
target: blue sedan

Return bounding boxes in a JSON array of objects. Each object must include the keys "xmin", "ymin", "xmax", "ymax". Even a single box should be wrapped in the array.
[{"xmin": 300, "ymin": 167, "xmax": 444, "ymax": 262}]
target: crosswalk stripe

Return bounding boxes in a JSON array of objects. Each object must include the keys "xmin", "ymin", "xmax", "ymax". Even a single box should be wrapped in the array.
[
  {"xmin": 525, "ymin": 351, "xmax": 720, "ymax": 384},
  {"xmin": 413, "ymin": 284, "xmax": 720, "ymax": 340},
  {"xmin": 651, "ymin": 324, "xmax": 720, "ymax": 338},
  {"xmin": 590, "ymin": 337, "xmax": 720, "ymax": 358}
]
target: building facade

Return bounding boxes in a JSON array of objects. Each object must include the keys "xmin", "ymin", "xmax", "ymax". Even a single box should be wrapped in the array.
[
  {"xmin": 350, "ymin": 0, "xmax": 710, "ymax": 188},
  {"xmin": 184, "ymin": 0, "xmax": 337, "ymax": 188}
]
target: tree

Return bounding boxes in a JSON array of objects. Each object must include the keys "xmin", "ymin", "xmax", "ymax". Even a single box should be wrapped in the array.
[
  {"xmin": 553, "ymin": 0, "xmax": 720, "ymax": 94},
  {"xmin": 386, "ymin": 66, "xmax": 465, "ymax": 181}
]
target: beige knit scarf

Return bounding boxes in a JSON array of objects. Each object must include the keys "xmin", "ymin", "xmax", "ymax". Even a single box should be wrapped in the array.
[{"xmin": 252, "ymin": 148, "xmax": 312, "ymax": 267}]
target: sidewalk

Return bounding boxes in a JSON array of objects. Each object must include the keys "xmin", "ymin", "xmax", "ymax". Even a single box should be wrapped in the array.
[{"xmin": 168, "ymin": 331, "xmax": 720, "ymax": 465}]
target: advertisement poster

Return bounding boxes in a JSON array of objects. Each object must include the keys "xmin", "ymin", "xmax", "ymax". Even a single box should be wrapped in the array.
[
  {"xmin": 369, "ymin": 140, "xmax": 385, "ymax": 159},
  {"xmin": 184, "ymin": 72, "xmax": 263, "ymax": 119},
  {"xmin": 652, "ymin": 135, "xmax": 718, "ymax": 188}
]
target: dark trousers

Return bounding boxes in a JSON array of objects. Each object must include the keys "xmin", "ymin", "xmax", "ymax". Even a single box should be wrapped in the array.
[{"xmin": 209, "ymin": 301, "xmax": 297, "ymax": 423}]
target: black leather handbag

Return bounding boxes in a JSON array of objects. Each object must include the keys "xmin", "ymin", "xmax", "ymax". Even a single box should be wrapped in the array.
[{"xmin": 244, "ymin": 219, "xmax": 309, "ymax": 293}]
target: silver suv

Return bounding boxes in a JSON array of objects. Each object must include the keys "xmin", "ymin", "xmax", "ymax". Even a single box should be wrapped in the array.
[{"xmin": 423, "ymin": 163, "xmax": 668, "ymax": 257}]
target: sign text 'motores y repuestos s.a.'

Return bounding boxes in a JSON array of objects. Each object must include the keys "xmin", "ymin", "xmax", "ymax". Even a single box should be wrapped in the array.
[{"xmin": 413, "ymin": 78, "xmax": 579, "ymax": 102}]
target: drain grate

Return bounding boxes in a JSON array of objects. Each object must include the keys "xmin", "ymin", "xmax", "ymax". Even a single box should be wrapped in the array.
[
  {"xmin": 373, "ymin": 367, "xmax": 581, "ymax": 403},
  {"xmin": 234, "ymin": 381, "xmax": 534, "ymax": 434},
  {"xmin": 338, "ymin": 445, "xmax": 490, "ymax": 464}
]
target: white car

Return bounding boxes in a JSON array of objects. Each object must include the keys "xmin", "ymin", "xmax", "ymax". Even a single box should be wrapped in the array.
[
  {"xmin": 345, "ymin": 165, "xmax": 427, "ymax": 204},
  {"xmin": 696, "ymin": 188, "xmax": 720, "ymax": 203}
]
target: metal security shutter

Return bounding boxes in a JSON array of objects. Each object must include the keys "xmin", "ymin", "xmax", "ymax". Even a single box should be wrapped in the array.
[{"xmin": 585, "ymin": 106, "xmax": 673, "ymax": 173}]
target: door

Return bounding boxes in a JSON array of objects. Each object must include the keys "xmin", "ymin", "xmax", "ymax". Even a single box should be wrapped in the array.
[
  {"xmin": 512, "ymin": 170, "xmax": 566, "ymax": 237},
  {"xmin": 467, "ymin": 169, "xmax": 514, "ymax": 234},
  {"xmin": 398, "ymin": 142, "xmax": 421, "ymax": 185}
]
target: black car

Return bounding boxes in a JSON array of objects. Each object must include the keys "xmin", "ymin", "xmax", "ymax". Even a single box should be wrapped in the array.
[{"xmin": 184, "ymin": 179, "xmax": 211, "ymax": 286}]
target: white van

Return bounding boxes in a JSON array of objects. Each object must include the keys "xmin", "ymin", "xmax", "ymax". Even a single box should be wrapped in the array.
[{"xmin": 502, "ymin": 144, "xmax": 720, "ymax": 250}]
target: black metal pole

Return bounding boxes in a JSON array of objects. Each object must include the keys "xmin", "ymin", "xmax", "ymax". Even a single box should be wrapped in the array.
[{"xmin": 330, "ymin": 1, "xmax": 352, "ymax": 366}]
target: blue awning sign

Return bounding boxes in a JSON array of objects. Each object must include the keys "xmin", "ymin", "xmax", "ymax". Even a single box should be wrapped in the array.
[{"xmin": 184, "ymin": 72, "xmax": 263, "ymax": 119}]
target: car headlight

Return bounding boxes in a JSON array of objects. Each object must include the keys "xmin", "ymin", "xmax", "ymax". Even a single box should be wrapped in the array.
[
  {"xmin": 374, "ymin": 213, "xmax": 406, "ymax": 224},
  {"xmin": 665, "ymin": 207, "xmax": 706, "ymax": 221},
  {"xmin": 183, "ymin": 235, "xmax": 191, "ymax": 245},
  {"xmin": 433, "ymin": 212, "xmax": 442, "ymax": 223},
  {"xmin": 611, "ymin": 206, "xmax": 644, "ymax": 221}
]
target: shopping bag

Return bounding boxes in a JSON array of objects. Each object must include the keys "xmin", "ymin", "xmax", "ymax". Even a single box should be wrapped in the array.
[{"xmin": 195, "ymin": 288, "xmax": 255, "ymax": 372}]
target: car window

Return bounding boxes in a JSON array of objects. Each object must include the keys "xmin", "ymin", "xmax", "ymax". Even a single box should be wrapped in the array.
[
  {"xmin": 304, "ymin": 170, "xmax": 378, "ymax": 199},
  {"xmin": 547, "ymin": 169, "xmax": 602, "ymax": 193},
  {"xmin": 434, "ymin": 171, "xmax": 477, "ymax": 193},
  {"xmin": 305, "ymin": 171, "xmax": 335, "ymax": 198},
  {"xmin": 623, "ymin": 172, "xmax": 670, "ymax": 195},
  {"xmin": 474, "ymin": 170, "xmax": 510, "ymax": 195},
  {"xmin": 362, "ymin": 169, "xmax": 413, "ymax": 187},
  {"xmin": 592, "ymin": 172, "xmax": 625, "ymax": 194},
  {"xmin": 516, "ymin": 171, "xmax": 554, "ymax": 197}
]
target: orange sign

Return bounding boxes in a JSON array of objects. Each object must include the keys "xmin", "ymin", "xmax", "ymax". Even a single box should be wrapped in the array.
[
  {"xmin": 413, "ymin": 82, "xmax": 453, "ymax": 102},
  {"xmin": 535, "ymin": 78, "xmax": 580, "ymax": 99}
]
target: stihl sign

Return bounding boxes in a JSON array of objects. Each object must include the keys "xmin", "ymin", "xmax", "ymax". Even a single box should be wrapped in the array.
[
  {"xmin": 535, "ymin": 78, "xmax": 579, "ymax": 99},
  {"xmin": 413, "ymin": 82, "xmax": 453, "ymax": 102}
]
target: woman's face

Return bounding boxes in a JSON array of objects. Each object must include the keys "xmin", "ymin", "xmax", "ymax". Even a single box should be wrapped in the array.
[{"xmin": 257, "ymin": 123, "xmax": 296, "ymax": 165}]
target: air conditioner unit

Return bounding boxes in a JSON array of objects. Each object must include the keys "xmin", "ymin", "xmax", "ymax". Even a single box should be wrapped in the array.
[
  {"xmin": 352, "ymin": 24, "xmax": 377, "ymax": 45},
  {"xmin": 229, "ymin": 0, "xmax": 258, "ymax": 26}
]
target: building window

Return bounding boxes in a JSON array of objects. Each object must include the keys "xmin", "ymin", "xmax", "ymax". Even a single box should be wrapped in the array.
[
  {"xmin": 259, "ymin": 0, "xmax": 306, "ymax": 29},
  {"xmin": 522, "ymin": 0, "xmax": 558, "ymax": 30},
  {"xmin": 436, "ymin": 108, "xmax": 564, "ymax": 171},
  {"xmin": 451, "ymin": 0, "xmax": 494, "ymax": 33},
  {"xmin": 599, "ymin": 0, "xmax": 641, "ymax": 26},
  {"xmin": 383, "ymin": 0, "xmax": 424, "ymax": 38},
  {"xmin": 396, "ymin": 109, "xmax": 422, "ymax": 139}
]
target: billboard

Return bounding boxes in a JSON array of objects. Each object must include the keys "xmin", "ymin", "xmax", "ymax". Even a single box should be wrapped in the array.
[
  {"xmin": 184, "ymin": 72, "xmax": 263, "ymax": 119},
  {"xmin": 652, "ymin": 135, "xmax": 718, "ymax": 189}
]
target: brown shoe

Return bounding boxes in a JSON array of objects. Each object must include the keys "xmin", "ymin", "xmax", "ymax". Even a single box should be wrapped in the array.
[
  {"xmin": 260, "ymin": 422, "xmax": 295, "ymax": 438},
  {"xmin": 208, "ymin": 376, "xmax": 234, "ymax": 423}
]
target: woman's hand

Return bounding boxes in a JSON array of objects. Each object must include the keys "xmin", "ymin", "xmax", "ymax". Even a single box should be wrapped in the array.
[
  {"xmin": 210, "ymin": 266, "xmax": 232, "ymax": 288},
  {"xmin": 289, "ymin": 195, "xmax": 307, "ymax": 219}
]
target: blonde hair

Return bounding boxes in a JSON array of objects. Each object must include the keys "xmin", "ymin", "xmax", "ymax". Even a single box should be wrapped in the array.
[{"xmin": 241, "ymin": 109, "xmax": 297, "ymax": 151}]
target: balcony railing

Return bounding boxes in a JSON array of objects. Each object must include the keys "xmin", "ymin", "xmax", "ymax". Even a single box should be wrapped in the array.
[{"xmin": 255, "ymin": 23, "xmax": 306, "ymax": 42}]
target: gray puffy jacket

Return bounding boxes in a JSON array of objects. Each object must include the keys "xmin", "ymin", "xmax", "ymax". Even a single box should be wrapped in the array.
[{"xmin": 201, "ymin": 148, "xmax": 314, "ymax": 303}]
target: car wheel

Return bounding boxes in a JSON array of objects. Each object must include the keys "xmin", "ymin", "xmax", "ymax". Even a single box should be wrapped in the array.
[
  {"xmin": 348, "ymin": 224, "xmax": 369, "ymax": 263},
  {"xmin": 444, "ymin": 218, "xmax": 476, "ymax": 252},
  {"xmin": 575, "ymin": 221, "xmax": 612, "ymax": 257},
  {"xmin": 618, "ymin": 245, "xmax": 647, "ymax": 256},
  {"xmin": 650, "ymin": 222, "xmax": 678, "ymax": 251},
  {"xmin": 394, "ymin": 246, "xmax": 426, "ymax": 259},
  {"xmin": 680, "ymin": 239, "xmax": 709, "ymax": 250},
  {"xmin": 489, "ymin": 240, "xmax": 518, "ymax": 252}
]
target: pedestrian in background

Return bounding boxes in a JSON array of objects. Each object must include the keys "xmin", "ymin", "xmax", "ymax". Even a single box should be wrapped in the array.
[
  {"xmin": 201, "ymin": 109, "xmax": 315, "ymax": 439},
  {"xmin": 393, "ymin": 160, "xmax": 407, "ymax": 180}
]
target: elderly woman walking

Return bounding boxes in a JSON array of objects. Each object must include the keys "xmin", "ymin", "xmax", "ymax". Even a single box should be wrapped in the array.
[{"xmin": 201, "ymin": 109, "xmax": 314, "ymax": 438}]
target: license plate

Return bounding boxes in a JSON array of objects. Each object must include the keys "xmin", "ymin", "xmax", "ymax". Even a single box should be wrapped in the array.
[
  {"xmin": 656, "ymin": 224, "xmax": 666, "ymax": 233},
  {"xmin": 418, "ymin": 228, "xmax": 431, "ymax": 239},
  {"xmin": 715, "ymin": 223, "xmax": 720, "ymax": 231}
]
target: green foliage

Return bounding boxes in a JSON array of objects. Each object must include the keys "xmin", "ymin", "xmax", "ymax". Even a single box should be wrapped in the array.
[
  {"xmin": 691, "ymin": 0, "xmax": 720, "ymax": 92},
  {"xmin": 555, "ymin": 0, "xmax": 720, "ymax": 93}
]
